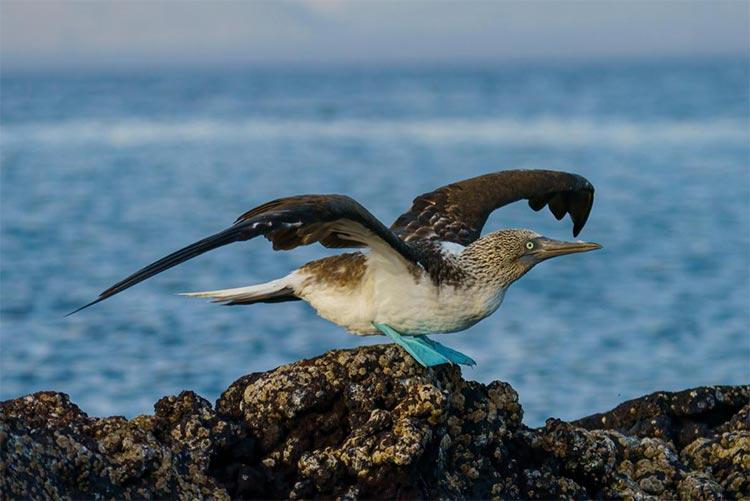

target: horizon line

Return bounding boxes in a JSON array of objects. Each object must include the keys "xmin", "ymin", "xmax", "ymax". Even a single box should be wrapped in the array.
[{"xmin": 2, "ymin": 51, "xmax": 747, "ymax": 76}]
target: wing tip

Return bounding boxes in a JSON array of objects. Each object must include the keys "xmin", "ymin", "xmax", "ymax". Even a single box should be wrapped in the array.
[{"xmin": 65, "ymin": 296, "xmax": 106, "ymax": 317}]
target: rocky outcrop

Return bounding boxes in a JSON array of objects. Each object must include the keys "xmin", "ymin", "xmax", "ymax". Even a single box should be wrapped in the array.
[{"xmin": 1, "ymin": 344, "xmax": 748, "ymax": 500}]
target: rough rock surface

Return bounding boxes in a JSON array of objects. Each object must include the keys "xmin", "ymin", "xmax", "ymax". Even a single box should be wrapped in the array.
[{"xmin": 1, "ymin": 344, "xmax": 748, "ymax": 500}]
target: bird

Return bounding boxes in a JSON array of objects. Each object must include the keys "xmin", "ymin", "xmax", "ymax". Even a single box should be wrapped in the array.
[{"xmin": 70, "ymin": 169, "xmax": 601, "ymax": 367}]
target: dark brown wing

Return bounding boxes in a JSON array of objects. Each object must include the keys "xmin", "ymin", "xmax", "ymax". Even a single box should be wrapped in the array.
[
  {"xmin": 390, "ymin": 170, "xmax": 595, "ymax": 245},
  {"xmin": 69, "ymin": 195, "xmax": 417, "ymax": 315}
]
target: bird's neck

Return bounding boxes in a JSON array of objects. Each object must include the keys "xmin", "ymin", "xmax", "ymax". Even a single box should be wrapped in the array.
[
  {"xmin": 457, "ymin": 239, "xmax": 529, "ymax": 291},
  {"xmin": 412, "ymin": 239, "xmax": 529, "ymax": 292}
]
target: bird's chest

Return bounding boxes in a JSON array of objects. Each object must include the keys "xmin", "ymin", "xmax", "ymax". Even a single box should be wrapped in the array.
[
  {"xmin": 372, "ymin": 273, "xmax": 506, "ymax": 335},
  {"xmin": 304, "ymin": 254, "xmax": 505, "ymax": 335}
]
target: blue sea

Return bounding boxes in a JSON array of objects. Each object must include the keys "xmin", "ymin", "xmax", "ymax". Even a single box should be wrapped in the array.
[{"xmin": 1, "ymin": 59, "xmax": 748, "ymax": 427}]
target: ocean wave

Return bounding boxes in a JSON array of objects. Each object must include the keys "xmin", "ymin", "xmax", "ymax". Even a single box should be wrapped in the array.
[{"xmin": 2, "ymin": 116, "xmax": 746, "ymax": 148}]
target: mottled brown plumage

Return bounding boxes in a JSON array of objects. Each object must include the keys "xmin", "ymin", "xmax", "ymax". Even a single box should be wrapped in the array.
[{"xmin": 299, "ymin": 252, "xmax": 368, "ymax": 288}]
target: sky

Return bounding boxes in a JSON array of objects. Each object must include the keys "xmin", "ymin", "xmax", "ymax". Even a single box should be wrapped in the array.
[{"xmin": 1, "ymin": 1, "xmax": 748, "ymax": 70}]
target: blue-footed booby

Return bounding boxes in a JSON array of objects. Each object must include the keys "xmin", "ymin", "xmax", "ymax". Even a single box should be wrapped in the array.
[{"xmin": 70, "ymin": 170, "xmax": 600, "ymax": 367}]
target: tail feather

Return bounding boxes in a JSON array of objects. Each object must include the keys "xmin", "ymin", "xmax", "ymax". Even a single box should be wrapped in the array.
[{"xmin": 180, "ymin": 278, "xmax": 300, "ymax": 306}]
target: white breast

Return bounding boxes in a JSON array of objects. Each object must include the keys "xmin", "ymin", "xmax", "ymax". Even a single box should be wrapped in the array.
[{"xmin": 298, "ymin": 250, "xmax": 506, "ymax": 336}]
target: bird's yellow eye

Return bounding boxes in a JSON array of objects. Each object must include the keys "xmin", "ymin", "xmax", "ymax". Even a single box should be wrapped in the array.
[{"xmin": 525, "ymin": 241, "xmax": 534, "ymax": 250}]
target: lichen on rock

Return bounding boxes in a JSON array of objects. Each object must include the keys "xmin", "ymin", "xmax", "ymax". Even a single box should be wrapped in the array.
[
  {"xmin": 1, "ymin": 390, "xmax": 232, "ymax": 500},
  {"xmin": 1, "ymin": 344, "xmax": 748, "ymax": 500}
]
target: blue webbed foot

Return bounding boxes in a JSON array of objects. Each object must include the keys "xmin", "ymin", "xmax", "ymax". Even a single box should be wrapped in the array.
[
  {"xmin": 372, "ymin": 322, "xmax": 475, "ymax": 367},
  {"xmin": 373, "ymin": 322, "xmax": 449, "ymax": 366},
  {"xmin": 415, "ymin": 335, "xmax": 476, "ymax": 366}
]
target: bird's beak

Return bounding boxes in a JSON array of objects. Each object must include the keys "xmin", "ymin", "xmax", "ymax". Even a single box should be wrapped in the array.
[{"xmin": 521, "ymin": 237, "xmax": 602, "ymax": 264}]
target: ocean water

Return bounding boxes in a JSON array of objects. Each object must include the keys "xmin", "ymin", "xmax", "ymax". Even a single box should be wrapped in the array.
[{"xmin": 1, "ymin": 59, "xmax": 748, "ymax": 427}]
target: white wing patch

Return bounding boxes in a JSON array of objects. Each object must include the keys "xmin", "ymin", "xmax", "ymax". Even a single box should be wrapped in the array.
[{"xmin": 440, "ymin": 241, "xmax": 466, "ymax": 256}]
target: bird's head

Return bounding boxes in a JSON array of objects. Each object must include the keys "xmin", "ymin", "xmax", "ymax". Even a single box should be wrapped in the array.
[{"xmin": 464, "ymin": 229, "xmax": 602, "ymax": 286}]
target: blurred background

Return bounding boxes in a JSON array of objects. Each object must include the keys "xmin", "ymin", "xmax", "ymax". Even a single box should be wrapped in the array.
[{"xmin": 1, "ymin": 1, "xmax": 748, "ymax": 427}]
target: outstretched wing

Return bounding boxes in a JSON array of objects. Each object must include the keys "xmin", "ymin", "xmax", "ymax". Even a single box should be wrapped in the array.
[
  {"xmin": 69, "ymin": 195, "xmax": 417, "ymax": 314},
  {"xmin": 390, "ymin": 170, "xmax": 595, "ymax": 245}
]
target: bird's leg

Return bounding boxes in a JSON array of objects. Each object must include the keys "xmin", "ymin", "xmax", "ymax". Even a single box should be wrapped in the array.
[
  {"xmin": 414, "ymin": 335, "xmax": 476, "ymax": 366},
  {"xmin": 372, "ymin": 322, "xmax": 451, "ymax": 367}
]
